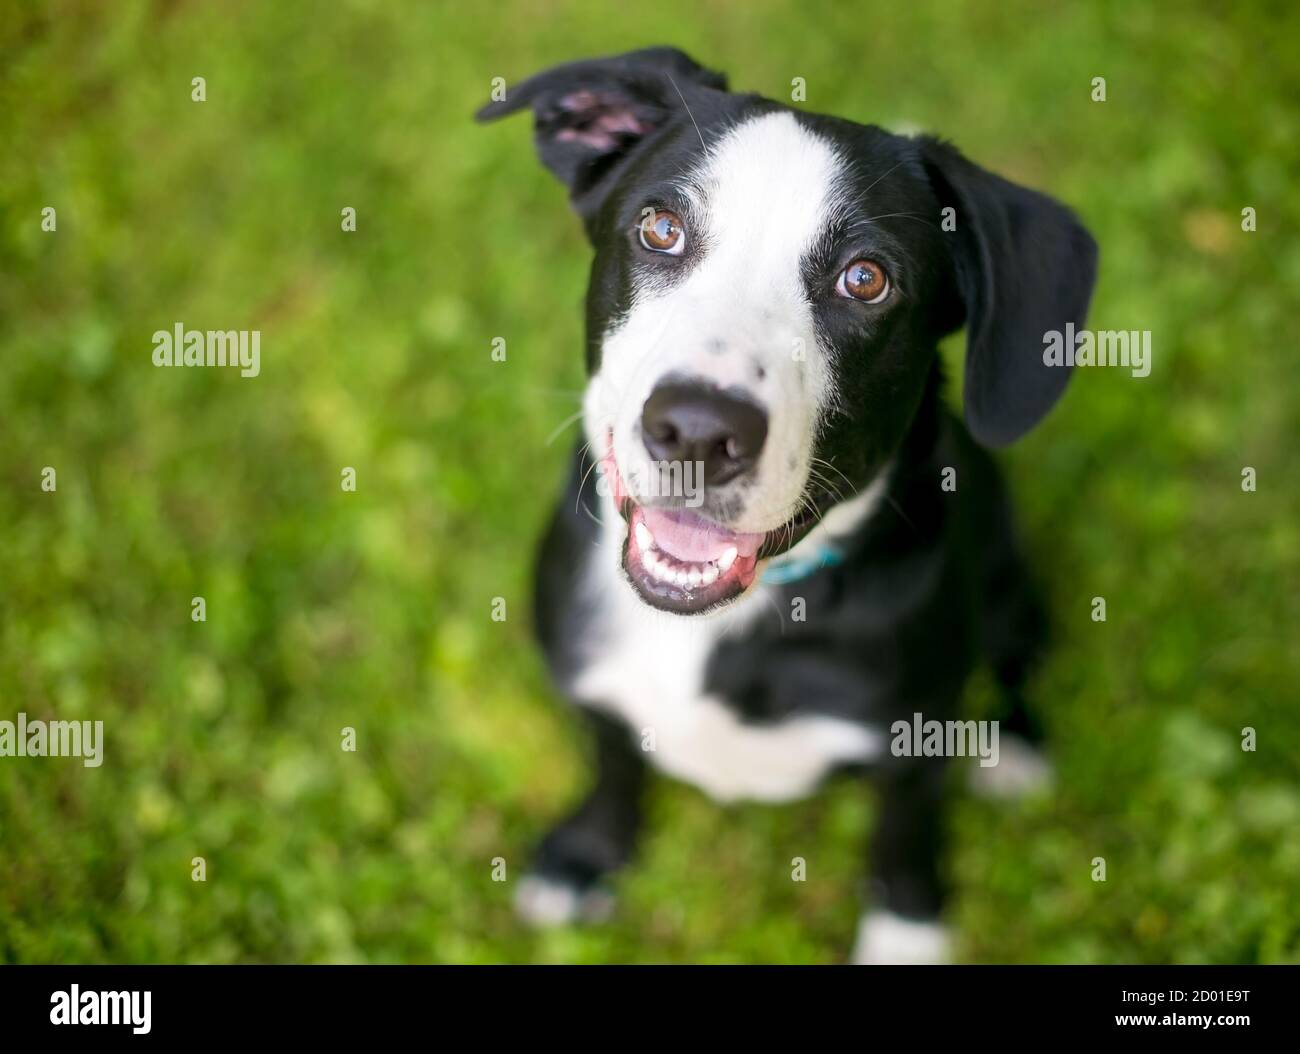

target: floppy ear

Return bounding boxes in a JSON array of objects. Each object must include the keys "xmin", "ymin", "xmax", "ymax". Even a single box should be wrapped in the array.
[
  {"xmin": 475, "ymin": 47, "xmax": 726, "ymax": 224},
  {"xmin": 920, "ymin": 138, "xmax": 1098, "ymax": 447}
]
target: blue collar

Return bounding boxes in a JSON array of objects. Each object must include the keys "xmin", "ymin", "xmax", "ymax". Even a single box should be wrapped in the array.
[{"xmin": 760, "ymin": 543, "xmax": 845, "ymax": 586}]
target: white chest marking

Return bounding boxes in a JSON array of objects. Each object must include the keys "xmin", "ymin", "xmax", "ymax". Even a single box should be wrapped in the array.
[{"xmin": 572, "ymin": 519, "xmax": 881, "ymax": 803}]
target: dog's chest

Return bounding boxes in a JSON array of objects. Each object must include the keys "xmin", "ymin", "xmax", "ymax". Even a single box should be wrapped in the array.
[{"xmin": 570, "ymin": 554, "xmax": 880, "ymax": 803}]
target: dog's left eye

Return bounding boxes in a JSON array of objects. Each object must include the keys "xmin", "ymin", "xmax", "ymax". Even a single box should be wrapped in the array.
[
  {"xmin": 836, "ymin": 258, "xmax": 890, "ymax": 303},
  {"xmin": 638, "ymin": 209, "xmax": 686, "ymax": 255}
]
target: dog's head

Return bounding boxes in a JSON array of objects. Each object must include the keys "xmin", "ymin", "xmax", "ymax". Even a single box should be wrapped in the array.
[{"xmin": 479, "ymin": 47, "xmax": 1097, "ymax": 615}]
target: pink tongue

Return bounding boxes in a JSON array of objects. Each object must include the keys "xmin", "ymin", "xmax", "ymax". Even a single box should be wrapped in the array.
[{"xmin": 640, "ymin": 506, "xmax": 765, "ymax": 563}]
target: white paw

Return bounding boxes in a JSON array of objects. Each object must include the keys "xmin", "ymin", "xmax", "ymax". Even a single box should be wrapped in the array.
[
  {"xmin": 968, "ymin": 732, "xmax": 1054, "ymax": 800},
  {"xmin": 513, "ymin": 874, "xmax": 616, "ymax": 927},
  {"xmin": 850, "ymin": 910, "xmax": 951, "ymax": 964}
]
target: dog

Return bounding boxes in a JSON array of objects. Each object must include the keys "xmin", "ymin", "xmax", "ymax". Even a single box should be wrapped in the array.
[{"xmin": 477, "ymin": 47, "xmax": 1097, "ymax": 963}]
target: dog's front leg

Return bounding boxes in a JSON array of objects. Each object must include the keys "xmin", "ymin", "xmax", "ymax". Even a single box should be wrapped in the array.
[
  {"xmin": 852, "ymin": 758, "xmax": 953, "ymax": 964},
  {"xmin": 515, "ymin": 709, "xmax": 646, "ymax": 927}
]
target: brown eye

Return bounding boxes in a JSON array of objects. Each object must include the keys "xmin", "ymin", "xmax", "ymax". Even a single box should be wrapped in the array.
[
  {"xmin": 639, "ymin": 209, "xmax": 686, "ymax": 255},
  {"xmin": 836, "ymin": 258, "xmax": 890, "ymax": 303}
]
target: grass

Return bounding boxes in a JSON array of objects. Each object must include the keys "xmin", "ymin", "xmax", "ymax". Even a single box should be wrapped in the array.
[{"xmin": 0, "ymin": 0, "xmax": 1297, "ymax": 963}]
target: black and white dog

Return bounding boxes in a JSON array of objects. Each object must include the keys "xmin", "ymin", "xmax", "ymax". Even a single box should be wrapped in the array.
[{"xmin": 478, "ymin": 47, "xmax": 1096, "ymax": 963}]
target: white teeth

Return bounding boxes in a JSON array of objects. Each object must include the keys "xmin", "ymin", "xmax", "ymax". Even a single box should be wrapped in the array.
[{"xmin": 634, "ymin": 528, "xmax": 738, "ymax": 591}]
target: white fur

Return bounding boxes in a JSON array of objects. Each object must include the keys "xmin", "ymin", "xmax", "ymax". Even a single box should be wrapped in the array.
[
  {"xmin": 571, "ymin": 511, "xmax": 881, "ymax": 804},
  {"xmin": 850, "ymin": 910, "xmax": 952, "ymax": 964},
  {"xmin": 514, "ymin": 874, "xmax": 615, "ymax": 927},
  {"xmin": 778, "ymin": 465, "xmax": 892, "ymax": 566},
  {"xmin": 968, "ymin": 732, "xmax": 1054, "ymax": 799},
  {"xmin": 584, "ymin": 111, "xmax": 850, "ymax": 532}
]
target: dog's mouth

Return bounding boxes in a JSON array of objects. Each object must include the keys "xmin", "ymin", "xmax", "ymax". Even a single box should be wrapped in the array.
[
  {"xmin": 624, "ymin": 501, "xmax": 766, "ymax": 614},
  {"xmin": 600, "ymin": 440, "xmax": 825, "ymax": 616}
]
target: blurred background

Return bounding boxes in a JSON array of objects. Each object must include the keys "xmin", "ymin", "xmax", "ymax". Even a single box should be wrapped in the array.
[{"xmin": 1, "ymin": 0, "xmax": 1297, "ymax": 963}]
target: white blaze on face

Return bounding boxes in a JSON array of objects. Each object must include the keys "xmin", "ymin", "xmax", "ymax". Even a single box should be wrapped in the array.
[{"xmin": 585, "ymin": 111, "xmax": 849, "ymax": 533}]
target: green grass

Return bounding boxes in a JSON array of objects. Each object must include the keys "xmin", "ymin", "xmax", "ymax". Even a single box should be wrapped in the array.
[{"xmin": 1, "ymin": 0, "xmax": 1297, "ymax": 963}]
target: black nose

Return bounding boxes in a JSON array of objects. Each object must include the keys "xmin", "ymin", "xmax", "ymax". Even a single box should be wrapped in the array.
[{"xmin": 641, "ymin": 381, "xmax": 768, "ymax": 487}]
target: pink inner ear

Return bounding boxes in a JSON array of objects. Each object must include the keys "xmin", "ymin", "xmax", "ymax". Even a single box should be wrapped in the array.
[{"xmin": 555, "ymin": 90, "xmax": 651, "ymax": 150}]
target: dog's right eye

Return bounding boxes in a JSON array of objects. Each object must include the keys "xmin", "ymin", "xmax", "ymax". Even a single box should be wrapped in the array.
[
  {"xmin": 836, "ymin": 258, "xmax": 890, "ymax": 303},
  {"xmin": 638, "ymin": 209, "xmax": 686, "ymax": 255}
]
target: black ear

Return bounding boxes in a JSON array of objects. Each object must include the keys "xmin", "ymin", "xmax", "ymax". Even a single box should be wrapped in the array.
[
  {"xmin": 475, "ymin": 47, "xmax": 726, "ymax": 223},
  {"xmin": 920, "ymin": 138, "xmax": 1098, "ymax": 447}
]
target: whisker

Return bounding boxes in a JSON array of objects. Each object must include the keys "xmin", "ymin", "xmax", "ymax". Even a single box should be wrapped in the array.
[
  {"xmin": 886, "ymin": 494, "xmax": 919, "ymax": 536},
  {"xmin": 519, "ymin": 386, "xmax": 588, "ymax": 402},
  {"xmin": 859, "ymin": 211, "xmax": 942, "ymax": 233},
  {"xmin": 544, "ymin": 409, "xmax": 586, "ymax": 447},
  {"xmin": 811, "ymin": 456, "xmax": 860, "ymax": 496},
  {"xmin": 575, "ymin": 452, "xmax": 605, "ymax": 515},
  {"xmin": 666, "ymin": 72, "xmax": 708, "ymax": 153},
  {"xmin": 757, "ymin": 585, "xmax": 788, "ymax": 636},
  {"xmin": 858, "ymin": 159, "xmax": 910, "ymax": 200},
  {"xmin": 805, "ymin": 468, "xmax": 847, "ymax": 507}
]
